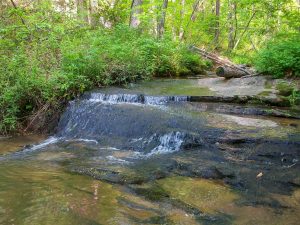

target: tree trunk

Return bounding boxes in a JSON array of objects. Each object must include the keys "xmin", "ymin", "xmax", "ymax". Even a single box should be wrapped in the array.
[
  {"xmin": 179, "ymin": 0, "xmax": 185, "ymax": 40},
  {"xmin": 216, "ymin": 66, "xmax": 248, "ymax": 78},
  {"xmin": 129, "ymin": 0, "xmax": 143, "ymax": 28},
  {"xmin": 191, "ymin": 0, "xmax": 202, "ymax": 22},
  {"xmin": 149, "ymin": 0, "xmax": 157, "ymax": 35},
  {"xmin": 157, "ymin": 0, "xmax": 168, "ymax": 38},
  {"xmin": 191, "ymin": 46, "xmax": 251, "ymax": 75},
  {"xmin": 77, "ymin": 0, "xmax": 88, "ymax": 22},
  {"xmin": 180, "ymin": 0, "xmax": 203, "ymax": 41},
  {"xmin": 9, "ymin": 0, "xmax": 26, "ymax": 25},
  {"xmin": 233, "ymin": 9, "xmax": 256, "ymax": 50},
  {"xmin": 214, "ymin": 0, "xmax": 220, "ymax": 44},
  {"xmin": 87, "ymin": 0, "xmax": 91, "ymax": 25},
  {"xmin": 64, "ymin": 0, "xmax": 70, "ymax": 14},
  {"xmin": 90, "ymin": 0, "xmax": 98, "ymax": 26},
  {"xmin": 227, "ymin": 1, "xmax": 236, "ymax": 51}
]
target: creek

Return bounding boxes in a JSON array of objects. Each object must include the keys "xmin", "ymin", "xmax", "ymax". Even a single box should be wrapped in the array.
[{"xmin": 0, "ymin": 78, "xmax": 299, "ymax": 225}]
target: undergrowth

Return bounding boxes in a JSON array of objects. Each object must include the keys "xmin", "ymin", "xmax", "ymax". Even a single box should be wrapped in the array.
[{"xmin": 0, "ymin": 8, "xmax": 205, "ymax": 134}]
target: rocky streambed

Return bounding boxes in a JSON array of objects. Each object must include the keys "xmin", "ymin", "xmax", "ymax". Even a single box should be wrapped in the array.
[{"xmin": 0, "ymin": 77, "xmax": 299, "ymax": 225}]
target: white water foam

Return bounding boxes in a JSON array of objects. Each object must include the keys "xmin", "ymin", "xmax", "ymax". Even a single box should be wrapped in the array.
[
  {"xmin": 148, "ymin": 132, "xmax": 184, "ymax": 156},
  {"xmin": 99, "ymin": 147, "xmax": 120, "ymax": 151},
  {"xmin": 65, "ymin": 138, "xmax": 99, "ymax": 144},
  {"xmin": 130, "ymin": 138, "xmax": 143, "ymax": 143},
  {"xmin": 27, "ymin": 136, "xmax": 60, "ymax": 151},
  {"xmin": 134, "ymin": 132, "xmax": 185, "ymax": 158},
  {"xmin": 144, "ymin": 96, "xmax": 188, "ymax": 105},
  {"xmin": 89, "ymin": 93, "xmax": 141, "ymax": 104},
  {"xmin": 88, "ymin": 93, "xmax": 188, "ymax": 106},
  {"xmin": 4, "ymin": 137, "xmax": 61, "ymax": 158}
]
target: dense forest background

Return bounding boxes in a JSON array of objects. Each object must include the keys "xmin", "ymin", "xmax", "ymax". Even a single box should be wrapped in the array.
[
  {"xmin": 0, "ymin": 0, "xmax": 299, "ymax": 134},
  {"xmin": 2, "ymin": 1, "xmax": 299, "ymax": 55}
]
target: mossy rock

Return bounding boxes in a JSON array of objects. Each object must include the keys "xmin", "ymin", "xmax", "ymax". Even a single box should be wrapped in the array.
[
  {"xmin": 276, "ymin": 81, "xmax": 294, "ymax": 96},
  {"xmin": 134, "ymin": 183, "xmax": 170, "ymax": 201},
  {"xmin": 258, "ymin": 90, "xmax": 272, "ymax": 97},
  {"xmin": 157, "ymin": 176, "xmax": 239, "ymax": 214}
]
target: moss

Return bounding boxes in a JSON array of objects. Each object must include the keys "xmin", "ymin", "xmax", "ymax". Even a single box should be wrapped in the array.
[
  {"xmin": 276, "ymin": 81, "xmax": 294, "ymax": 96},
  {"xmin": 157, "ymin": 176, "xmax": 239, "ymax": 214},
  {"xmin": 258, "ymin": 90, "xmax": 272, "ymax": 97},
  {"xmin": 134, "ymin": 183, "xmax": 170, "ymax": 201},
  {"xmin": 264, "ymin": 81, "xmax": 273, "ymax": 89}
]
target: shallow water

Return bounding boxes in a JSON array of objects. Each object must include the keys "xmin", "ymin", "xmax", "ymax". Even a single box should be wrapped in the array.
[
  {"xmin": 0, "ymin": 135, "xmax": 45, "ymax": 155},
  {"xmin": 127, "ymin": 78, "xmax": 215, "ymax": 96},
  {"xmin": 127, "ymin": 76, "xmax": 276, "ymax": 97},
  {"xmin": 1, "ymin": 78, "xmax": 300, "ymax": 225}
]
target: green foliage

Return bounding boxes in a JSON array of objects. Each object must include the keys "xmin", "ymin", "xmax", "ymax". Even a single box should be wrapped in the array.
[
  {"xmin": 0, "ymin": 7, "xmax": 203, "ymax": 134},
  {"xmin": 254, "ymin": 37, "xmax": 300, "ymax": 78},
  {"xmin": 288, "ymin": 89, "xmax": 300, "ymax": 106},
  {"xmin": 276, "ymin": 81, "xmax": 294, "ymax": 97},
  {"xmin": 226, "ymin": 52, "xmax": 254, "ymax": 65},
  {"xmin": 178, "ymin": 48, "xmax": 206, "ymax": 76},
  {"xmin": 276, "ymin": 81, "xmax": 300, "ymax": 106},
  {"xmin": 2, "ymin": 0, "xmax": 298, "ymax": 134}
]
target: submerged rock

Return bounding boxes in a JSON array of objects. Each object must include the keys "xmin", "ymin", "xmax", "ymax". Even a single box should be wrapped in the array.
[
  {"xmin": 220, "ymin": 115, "xmax": 278, "ymax": 128},
  {"xmin": 157, "ymin": 176, "xmax": 239, "ymax": 214}
]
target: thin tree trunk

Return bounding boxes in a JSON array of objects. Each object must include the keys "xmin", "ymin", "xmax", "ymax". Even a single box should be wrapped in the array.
[
  {"xmin": 90, "ymin": 0, "xmax": 98, "ymax": 26},
  {"xmin": 233, "ymin": 2, "xmax": 238, "ymax": 45},
  {"xmin": 68, "ymin": 0, "xmax": 77, "ymax": 15},
  {"xmin": 77, "ymin": 0, "xmax": 88, "ymax": 22},
  {"xmin": 157, "ymin": 0, "xmax": 168, "ymax": 38},
  {"xmin": 249, "ymin": 36, "xmax": 257, "ymax": 51},
  {"xmin": 214, "ymin": 0, "xmax": 220, "ymax": 44},
  {"xmin": 87, "ymin": 0, "xmax": 91, "ymax": 25},
  {"xmin": 149, "ymin": 0, "xmax": 157, "ymax": 35},
  {"xmin": 129, "ymin": 0, "xmax": 143, "ymax": 28},
  {"xmin": 9, "ymin": 0, "xmax": 26, "ymax": 25},
  {"xmin": 86, "ymin": 0, "xmax": 97, "ymax": 26},
  {"xmin": 179, "ymin": 0, "xmax": 185, "ymax": 40},
  {"xmin": 191, "ymin": 0, "xmax": 202, "ymax": 22},
  {"xmin": 227, "ymin": 1, "xmax": 236, "ymax": 51},
  {"xmin": 64, "ymin": 0, "xmax": 70, "ymax": 14},
  {"xmin": 233, "ymin": 10, "xmax": 256, "ymax": 50},
  {"xmin": 180, "ymin": 0, "xmax": 204, "ymax": 41}
]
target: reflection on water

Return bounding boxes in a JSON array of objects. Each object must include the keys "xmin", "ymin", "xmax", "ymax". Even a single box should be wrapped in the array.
[
  {"xmin": 1, "ymin": 158, "xmax": 299, "ymax": 225},
  {"xmin": 0, "ymin": 135, "xmax": 46, "ymax": 155},
  {"xmin": 127, "ymin": 79, "xmax": 215, "ymax": 96},
  {"xmin": 0, "ymin": 161, "xmax": 160, "ymax": 225}
]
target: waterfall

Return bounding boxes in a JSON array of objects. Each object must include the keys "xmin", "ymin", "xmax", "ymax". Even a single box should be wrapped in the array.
[{"xmin": 87, "ymin": 92, "xmax": 188, "ymax": 105}]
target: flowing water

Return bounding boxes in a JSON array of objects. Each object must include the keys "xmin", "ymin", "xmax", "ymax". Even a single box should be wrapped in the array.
[{"xmin": 0, "ymin": 79, "xmax": 300, "ymax": 225}]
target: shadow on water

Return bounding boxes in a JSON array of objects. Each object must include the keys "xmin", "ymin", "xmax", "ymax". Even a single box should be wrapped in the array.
[{"xmin": 0, "ymin": 79, "xmax": 300, "ymax": 225}]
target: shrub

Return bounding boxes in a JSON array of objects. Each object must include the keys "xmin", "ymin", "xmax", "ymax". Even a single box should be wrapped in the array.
[
  {"xmin": 288, "ymin": 89, "xmax": 300, "ymax": 106},
  {"xmin": 254, "ymin": 37, "xmax": 300, "ymax": 78},
  {"xmin": 178, "ymin": 48, "xmax": 206, "ymax": 76},
  {"xmin": 0, "ymin": 13, "xmax": 204, "ymax": 134},
  {"xmin": 276, "ymin": 81, "xmax": 300, "ymax": 106},
  {"xmin": 276, "ymin": 81, "xmax": 294, "ymax": 96}
]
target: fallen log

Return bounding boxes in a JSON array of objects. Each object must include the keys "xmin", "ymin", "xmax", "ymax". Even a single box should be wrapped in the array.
[
  {"xmin": 190, "ymin": 46, "xmax": 252, "ymax": 76},
  {"xmin": 216, "ymin": 66, "xmax": 248, "ymax": 78}
]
